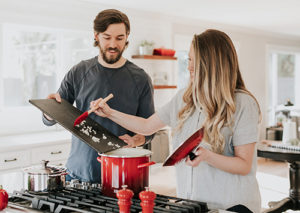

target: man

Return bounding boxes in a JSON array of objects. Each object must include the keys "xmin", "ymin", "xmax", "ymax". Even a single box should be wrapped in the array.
[{"xmin": 43, "ymin": 9, "xmax": 155, "ymax": 183}]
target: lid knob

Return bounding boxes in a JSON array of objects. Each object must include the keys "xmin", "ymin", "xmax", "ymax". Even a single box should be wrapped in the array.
[
  {"xmin": 139, "ymin": 186, "xmax": 156, "ymax": 213},
  {"xmin": 116, "ymin": 185, "xmax": 134, "ymax": 213}
]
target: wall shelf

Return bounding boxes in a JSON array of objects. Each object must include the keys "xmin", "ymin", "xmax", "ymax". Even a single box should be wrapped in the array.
[
  {"xmin": 132, "ymin": 55, "xmax": 177, "ymax": 60},
  {"xmin": 153, "ymin": 85, "xmax": 177, "ymax": 89}
]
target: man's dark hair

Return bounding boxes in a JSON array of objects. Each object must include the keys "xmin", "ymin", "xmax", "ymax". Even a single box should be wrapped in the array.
[{"xmin": 93, "ymin": 9, "xmax": 130, "ymax": 47}]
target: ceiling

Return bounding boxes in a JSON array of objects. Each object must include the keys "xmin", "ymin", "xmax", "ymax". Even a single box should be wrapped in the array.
[{"xmin": 81, "ymin": 0, "xmax": 300, "ymax": 37}]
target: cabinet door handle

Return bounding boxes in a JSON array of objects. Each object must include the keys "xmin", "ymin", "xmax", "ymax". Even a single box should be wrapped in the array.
[
  {"xmin": 51, "ymin": 151, "xmax": 62, "ymax": 155},
  {"xmin": 4, "ymin": 158, "xmax": 17, "ymax": 162}
]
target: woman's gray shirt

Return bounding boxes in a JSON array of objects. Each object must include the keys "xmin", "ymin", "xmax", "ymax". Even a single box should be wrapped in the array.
[{"xmin": 157, "ymin": 89, "xmax": 261, "ymax": 213}]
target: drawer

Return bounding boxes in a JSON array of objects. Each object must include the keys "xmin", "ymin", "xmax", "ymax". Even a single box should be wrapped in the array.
[
  {"xmin": 0, "ymin": 150, "xmax": 30, "ymax": 171},
  {"xmin": 31, "ymin": 144, "xmax": 70, "ymax": 164},
  {"xmin": 48, "ymin": 160, "xmax": 67, "ymax": 167}
]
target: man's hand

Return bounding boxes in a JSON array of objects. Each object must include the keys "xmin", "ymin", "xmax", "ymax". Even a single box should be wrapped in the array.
[
  {"xmin": 119, "ymin": 134, "xmax": 146, "ymax": 148},
  {"xmin": 44, "ymin": 93, "xmax": 61, "ymax": 121}
]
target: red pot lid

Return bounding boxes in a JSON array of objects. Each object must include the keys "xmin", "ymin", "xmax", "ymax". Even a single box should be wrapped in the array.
[
  {"xmin": 100, "ymin": 148, "xmax": 152, "ymax": 158},
  {"xmin": 163, "ymin": 128, "xmax": 204, "ymax": 166}
]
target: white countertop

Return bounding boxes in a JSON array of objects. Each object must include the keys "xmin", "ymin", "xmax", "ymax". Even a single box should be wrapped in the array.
[{"xmin": 0, "ymin": 130, "xmax": 71, "ymax": 152}]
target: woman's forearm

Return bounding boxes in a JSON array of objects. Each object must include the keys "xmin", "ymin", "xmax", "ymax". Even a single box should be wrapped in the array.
[
  {"xmin": 201, "ymin": 143, "xmax": 255, "ymax": 175},
  {"xmin": 108, "ymin": 110, "xmax": 165, "ymax": 136},
  {"xmin": 205, "ymin": 152, "xmax": 253, "ymax": 175}
]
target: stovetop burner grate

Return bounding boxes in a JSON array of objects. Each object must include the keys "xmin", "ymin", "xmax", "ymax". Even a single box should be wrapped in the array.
[{"xmin": 9, "ymin": 187, "xmax": 208, "ymax": 213}]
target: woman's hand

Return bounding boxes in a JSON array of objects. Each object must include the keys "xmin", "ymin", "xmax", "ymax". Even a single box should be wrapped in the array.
[
  {"xmin": 186, "ymin": 143, "xmax": 255, "ymax": 175},
  {"xmin": 185, "ymin": 147, "xmax": 211, "ymax": 167},
  {"xmin": 91, "ymin": 98, "xmax": 113, "ymax": 118},
  {"xmin": 119, "ymin": 134, "xmax": 146, "ymax": 147}
]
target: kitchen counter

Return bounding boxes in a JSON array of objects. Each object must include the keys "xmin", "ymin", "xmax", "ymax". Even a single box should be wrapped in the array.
[{"xmin": 0, "ymin": 130, "xmax": 71, "ymax": 152}]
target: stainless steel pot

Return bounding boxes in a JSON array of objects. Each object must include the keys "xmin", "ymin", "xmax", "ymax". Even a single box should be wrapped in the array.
[{"xmin": 23, "ymin": 160, "xmax": 67, "ymax": 192}]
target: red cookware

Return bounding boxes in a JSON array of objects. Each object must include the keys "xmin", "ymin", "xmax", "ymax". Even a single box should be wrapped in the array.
[
  {"xmin": 139, "ymin": 187, "xmax": 156, "ymax": 213},
  {"xmin": 97, "ymin": 148, "xmax": 155, "ymax": 198},
  {"xmin": 117, "ymin": 185, "xmax": 134, "ymax": 213},
  {"xmin": 0, "ymin": 185, "xmax": 8, "ymax": 210},
  {"xmin": 163, "ymin": 128, "xmax": 204, "ymax": 166}
]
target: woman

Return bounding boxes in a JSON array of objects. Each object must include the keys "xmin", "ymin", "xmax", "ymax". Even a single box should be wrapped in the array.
[{"xmin": 92, "ymin": 29, "xmax": 261, "ymax": 212}]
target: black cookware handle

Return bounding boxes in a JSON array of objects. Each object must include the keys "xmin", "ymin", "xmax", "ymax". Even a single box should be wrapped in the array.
[{"xmin": 188, "ymin": 152, "xmax": 197, "ymax": 160}]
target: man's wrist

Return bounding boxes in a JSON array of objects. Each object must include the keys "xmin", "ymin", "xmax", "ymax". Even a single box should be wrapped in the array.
[
  {"xmin": 144, "ymin": 134, "xmax": 154, "ymax": 145},
  {"xmin": 133, "ymin": 134, "xmax": 145, "ymax": 147}
]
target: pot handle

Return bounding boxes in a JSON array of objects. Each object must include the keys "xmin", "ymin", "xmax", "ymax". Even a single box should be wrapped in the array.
[
  {"xmin": 137, "ymin": 161, "xmax": 156, "ymax": 169},
  {"xmin": 49, "ymin": 172, "xmax": 68, "ymax": 177},
  {"xmin": 96, "ymin": 156, "xmax": 102, "ymax": 163}
]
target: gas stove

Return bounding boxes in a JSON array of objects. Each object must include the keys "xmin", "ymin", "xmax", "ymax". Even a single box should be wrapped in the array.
[{"xmin": 8, "ymin": 182, "xmax": 209, "ymax": 213}]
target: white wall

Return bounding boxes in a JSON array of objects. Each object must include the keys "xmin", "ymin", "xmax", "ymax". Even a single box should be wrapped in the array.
[
  {"xmin": 173, "ymin": 22, "xmax": 300, "ymax": 139},
  {"xmin": 1, "ymin": 0, "xmax": 300, "ymax": 139}
]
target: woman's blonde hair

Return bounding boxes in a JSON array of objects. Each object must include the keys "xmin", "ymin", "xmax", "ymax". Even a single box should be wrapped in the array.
[{"xmin": 176, "ymin": 29, "xmax": 261, "ymax": 153}]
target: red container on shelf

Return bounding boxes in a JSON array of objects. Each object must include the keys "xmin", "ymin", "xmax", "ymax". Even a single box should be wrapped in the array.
[
  {"xmin": 153, "ymin": 48, "xmax": 176, "ymax": 56},
  {"xmin": 97, "ymin": 148, "xmax": 155, "ymax": 198}
]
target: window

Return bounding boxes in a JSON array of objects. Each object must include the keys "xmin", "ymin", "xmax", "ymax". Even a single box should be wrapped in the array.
[
  {"xmin": 174, "ymin": 34, "xmax": 240, "ymax": 90},
  {"xmin": 176, "ymin": 51, "xmax": 190, "ymax": 90},
  {"xmin": 267, "ymin": 46, "xmax": 300, "ymax": 125},
  {"xmin": 0, "ymin": 24, "xmax": 98, "ymax": 135}
]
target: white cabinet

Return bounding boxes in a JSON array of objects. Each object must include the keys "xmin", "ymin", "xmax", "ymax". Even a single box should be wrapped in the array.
[
  {"xmin": 0, "ymin": 142, "xmax": 70, "ymax": 173},
  {"xmin": 0, "ymin": 130, "xmax": 71, "ymax": 193},
  {"xmin": 0, "ymin": 150, "xmax": 30, "ymax": 171},
  {"xmin": 31, "ymin": 143, "xmax": 70, "ymax": 165}
]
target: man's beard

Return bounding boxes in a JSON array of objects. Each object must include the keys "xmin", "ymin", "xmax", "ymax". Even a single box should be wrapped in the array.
[{"xmin": 99, "ymin": 45, "xmax": 125, "ymax": 64}]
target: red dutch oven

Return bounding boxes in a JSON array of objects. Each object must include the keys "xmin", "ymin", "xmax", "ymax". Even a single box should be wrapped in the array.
[{"xmin": 97, "ymin": 148, "xmax": 155, "ymax": 198}]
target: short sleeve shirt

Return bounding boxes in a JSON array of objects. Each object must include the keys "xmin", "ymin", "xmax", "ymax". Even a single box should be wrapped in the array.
[
  {"xmin": 157, "ymin": 89, "xmax": 261, "ymax": 213},
  {"xmin": 44, "ymin": 56, "xmax": 155, "ymax": 183}
]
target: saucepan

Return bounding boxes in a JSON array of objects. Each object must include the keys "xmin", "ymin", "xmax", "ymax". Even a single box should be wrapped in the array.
[
  {"xmin": 23, "ymin": 160, "xmax": 67, "ymax": 192},
  {"xmin": 97, "ymin": 148, "xmax": 155, "ymax": 197}
]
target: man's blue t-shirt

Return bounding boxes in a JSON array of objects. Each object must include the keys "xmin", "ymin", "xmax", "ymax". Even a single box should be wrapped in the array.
[{"xmin": 43, "ymin": 56, "xmax": 155, "ymax": 183}]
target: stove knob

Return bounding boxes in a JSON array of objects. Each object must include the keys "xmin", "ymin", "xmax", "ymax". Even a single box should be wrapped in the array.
[
  {"xmin": 91, "ymin": 183, "xmax": 101, "ymax": 189},
  {"xmin": 82, "ymin": 182, "xmax": 91, "ymax": 186},
  {"xmin": 71, "ymin": 179, "xmax": 79, "ymax": 183},
  {"xmin": 65, "ymin": 181, "xmax": 71, "ymax": 187},
  {"xmin": 82, "ymin": 182, "xmax": 90, "ymax": 190},
  {"xmin": 74, "ymin": 183, "xmax": 82, "ymax": 189},
  {"xmin": 70, "ymin": 179, "xmax": 79, "ymax": 188}
]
